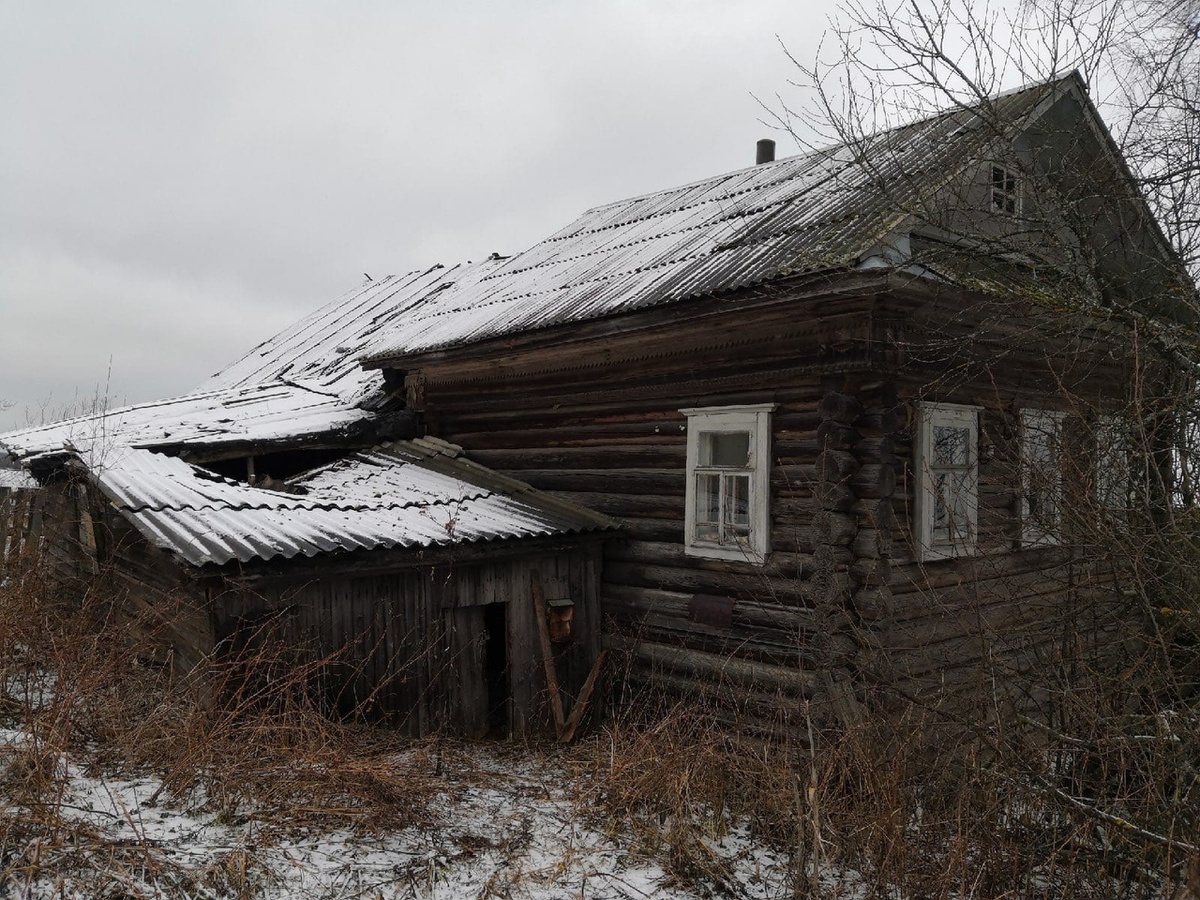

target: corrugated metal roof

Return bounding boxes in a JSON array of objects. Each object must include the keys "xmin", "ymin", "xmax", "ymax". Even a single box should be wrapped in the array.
[
  {"xmin": 0, "ymin": 260, "xmax": 503, "ymax": 462},
  {"xmin": 76, "ymin": 437, "xmax": 613, "ymax": 567},
  {"xmin": 0, "ymin": 467, "xmax": 38, "ymax": 490},
  {"xmin": 0, "ymin": 77, "xmax": 1067, "ymax": 467},
  {"xmin": 364, "ymin": 80, "xmax": 1060, "ymax": 362}
]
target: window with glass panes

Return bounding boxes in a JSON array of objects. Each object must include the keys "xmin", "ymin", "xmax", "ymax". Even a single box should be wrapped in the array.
[
  {"xmin": 1020, "ymin": 409, "xmax": 1066, "ymax": 545},
  {"xmin": 681, "ymin": 405, "xmax": 774, "ymax": 564},
  {"xmin": 991, "ymin": 164, "xmax": 1020, "ymax": 215},
  {"xmin": 914, "ymin": 403, "xmax": 980, "ymax": 560}
]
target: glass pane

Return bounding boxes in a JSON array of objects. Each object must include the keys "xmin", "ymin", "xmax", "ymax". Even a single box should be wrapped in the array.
[
  {"xmin": 724, "ymin": 474, "xmax": 750, "ymax": 527},
  {"xmin": 700, "ymin": 431, "xmax": 750, "ymax": 467},
  {"xmin": 933, "ymin": 425, "xmax": 969, "ymax": 466},
  {"xmin": 696, "ymin": 473, "xmax": 720, "ymax": 525},
  {"xmin": 933, "ymin": 472, "xmax": 948, "ymax": 532},
  {"xmin": 948, "ymin": 471, "xmax": 971, "ymax": 539}
]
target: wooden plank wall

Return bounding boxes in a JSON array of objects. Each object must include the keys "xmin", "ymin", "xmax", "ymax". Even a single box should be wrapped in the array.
[{"xmin": 216, "ymin": 544, "xmax": 603, "ymax": 738}]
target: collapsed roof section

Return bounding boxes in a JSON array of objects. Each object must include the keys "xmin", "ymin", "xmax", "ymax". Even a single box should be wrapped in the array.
[
  {"xmin": 0, "ymin": 259, "xmax": 504, "ymax": 464},
  {"xmin": 73, "ymin": 436, "xmax": 614, "ymax": 567}
]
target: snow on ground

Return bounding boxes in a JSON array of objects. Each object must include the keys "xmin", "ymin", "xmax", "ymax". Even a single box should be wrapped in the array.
[{"xmin": 0, "ymin": 722, "xmax": 870, "ymax": 900}]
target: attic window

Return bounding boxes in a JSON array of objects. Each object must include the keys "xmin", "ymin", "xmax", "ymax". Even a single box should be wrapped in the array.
[{"xmin": 991, "ymin": 165, "xmax": 1020, "ymax": 215}]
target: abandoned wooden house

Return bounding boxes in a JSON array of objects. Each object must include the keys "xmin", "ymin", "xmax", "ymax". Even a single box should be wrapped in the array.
[{"xmin": 1, "ymin": 72, "xmax": 1192, "ymax": 733}]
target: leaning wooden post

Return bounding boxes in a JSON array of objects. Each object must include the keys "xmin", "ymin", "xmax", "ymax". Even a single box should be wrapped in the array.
[
  {"xmin": 559, "ymin": 649, "xmax": 608, "ymax": 743},
  {"xmin": 531, "ymin": 570, "xmax": 566, "ymax": 737}
]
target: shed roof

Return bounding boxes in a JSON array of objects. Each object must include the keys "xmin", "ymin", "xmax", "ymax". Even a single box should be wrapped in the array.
[{"xmin": 76, "ymin": 436, "xmax": 613, "ymax": 567}]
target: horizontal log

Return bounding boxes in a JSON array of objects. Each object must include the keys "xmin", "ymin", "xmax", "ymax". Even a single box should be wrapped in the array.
[
  {"xmin": 850, "ymin": 557, "xmax": 892, "ymax": 587},
  {"xmin": 851, "ymin": 527, "xmax": 893, "ymax": 560},
  {"xmin": 851, "ymin": 498, "xmax": 895, "ymax": 531},
  {"xmin": 549, "ymin": 491, "xmax": 683, "ymax": 520},
  {"xmin": 604, "ymin": 561, "xmax": 812, "ymax": 604},
  {"xmin": 854, "ymin": 409, "xmax": 901, "ymax": 436},
  {"xmin": 850, "ymin": 585, "xmax": 894, "ymax": 622},
  {"xmin": 618, "ymin": 517, "xmax": 686, "ymax": 542},
  {"xmin": 816, "ymin": 420, "xmax": 858, "ymax": 450},
  {"xmin": 771, "ymin": 523, "xmax": 816, "ymax": 554},
  {"xmin": 852, "ymin": 436, "xmax": 895, "ymax": 463},
  {"xmin": 606, "ymin": 540, "xmax": 817, "ymax": 581},
  {"xmin": 467, "ymin": 445, "xmax": 685, "ymax": 469},
  {"xmin": 606, "ymin": 635, "xmax": 818, "ymax": 697},
  {"xmin": 812, "ymin": 510, "xmax": 858, "ymax": 546},
  {"xmin": 815, "ymin": 482, "xmax": 856, "ymax": 511},
  {"xmin": 498, "ymin": 468, "xmax": 685, "ymax": 495},
  {"xmin": 816, "ymin": 450, "xmax": 859, "ymax": 484}
]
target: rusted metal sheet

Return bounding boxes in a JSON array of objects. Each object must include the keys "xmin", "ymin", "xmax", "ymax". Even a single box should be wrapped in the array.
[{"xmin": 74, "ymin": 437, "xmax": 614, "ymax": 567}]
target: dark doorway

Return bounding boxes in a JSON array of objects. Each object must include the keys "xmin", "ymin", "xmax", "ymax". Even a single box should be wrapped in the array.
[{"xmin": 482, "ymin": 602, "xmax": 510, "ymax": 736}]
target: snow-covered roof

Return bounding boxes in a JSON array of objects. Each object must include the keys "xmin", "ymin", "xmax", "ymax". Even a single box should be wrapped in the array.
[
  {"xmin": 0, "ymin": 467, "xmax": 38, "ymax": 490},
  {"xmin": 0, "ymin": 76, "xmax": 1078, "ymax": 467},
  {"xmin": 363, "ymin": 78, "xmax": 1066, "ymax": 363},
  {"xmin": 75, "ymin": 436, "xmax": 613, "ymax": 567},
  {"xmin": 0, "ymin": 260, "xmax": 502, "ymax": 463}
]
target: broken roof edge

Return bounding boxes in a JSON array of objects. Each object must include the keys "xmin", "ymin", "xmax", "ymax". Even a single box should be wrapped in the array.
[{"xmin": 65, "ymin": 438, "xmax": 617, "ymax": 569}]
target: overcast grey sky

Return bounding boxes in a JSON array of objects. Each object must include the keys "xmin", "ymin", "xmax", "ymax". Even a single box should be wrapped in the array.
[{"xmin": 0, "ymin": 1, "xmax": 837, "ymax": 431}]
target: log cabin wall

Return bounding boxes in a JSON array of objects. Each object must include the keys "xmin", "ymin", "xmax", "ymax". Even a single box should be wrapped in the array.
[
  {"xmin": 400, "ymin": 289, "xmax": 885, "ymax": 729},
  {"xmin": 212, "ymin": 542, "xmax": 603, "ymax": 738},
  {"xmin": 388, "ymin": 278, "xmax": 1142, "ymax": 727},
  {"xmin": 851, "ymin": 330, "xmax": 1138, "ymax": 719}
]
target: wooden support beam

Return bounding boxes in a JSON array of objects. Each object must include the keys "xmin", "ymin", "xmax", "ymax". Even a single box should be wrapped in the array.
[{"xmin": 531, "ymin": 570, "xmax": 566, "ymax": 737}]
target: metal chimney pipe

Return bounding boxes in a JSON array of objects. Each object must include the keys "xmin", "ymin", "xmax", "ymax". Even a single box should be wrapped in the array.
[{"xmin": 756, "ymin": 138, "xmax": 776, "ymax": 165}]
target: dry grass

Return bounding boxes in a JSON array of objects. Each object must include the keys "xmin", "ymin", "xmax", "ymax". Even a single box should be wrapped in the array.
[
  {"xmin": 0, "ymin": 557, "xmax": 460, "ymax": 896},
  {"xmin": 573, "ymin": 672, "xmax": 1199, "ymax": 899}
]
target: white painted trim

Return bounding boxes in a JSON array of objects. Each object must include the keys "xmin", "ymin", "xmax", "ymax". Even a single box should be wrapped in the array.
[
  {"xmin": 913, "ymin": 402, "xmax": 980, "ymax": 562},
  {"xmin": 681, "ymin": 405, "xmax": 776, "ymax": 565}
]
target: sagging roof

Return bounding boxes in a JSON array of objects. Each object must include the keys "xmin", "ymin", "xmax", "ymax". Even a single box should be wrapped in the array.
[
  {"xmin": 362, "ymin": 77, "xmax": 1071, "ymax": 364},
  {"xmin": 0, "ymin": 260, "xmax": 503, "ymax": 463},
  {"xmin": 76, "ymin": 436, "xmax": 614, "ymax": 567},
  {"xmin": 0, "ymin": 467, "xmax": 38, "ymax": 490}
]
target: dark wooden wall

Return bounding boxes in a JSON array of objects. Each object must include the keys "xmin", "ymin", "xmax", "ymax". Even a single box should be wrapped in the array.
[
  {"xmin": 214, "ymin": 543, "xmax": 604, "ymax": 738},
  {"xmin": 397, "ymin": 282, "xmax": 1138, "ymax": 726}
]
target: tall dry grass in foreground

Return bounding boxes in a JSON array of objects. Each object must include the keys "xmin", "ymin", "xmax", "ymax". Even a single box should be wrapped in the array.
[
  {"xmin": 1, "ymin": 547, "xmax": 1197, "ymax": 898},
  {"xmin": 0, "ymin": 559, "xmax": 459, "ymax": 896}
]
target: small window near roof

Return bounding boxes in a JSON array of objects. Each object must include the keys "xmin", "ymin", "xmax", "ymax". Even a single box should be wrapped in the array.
[
  {"xmin": 681, "ymin": 404, "xmax": 774, "ymax": 564},
  {"xmin": 991, "ymin": 164, "xmax": 1020, "ymax": 215}
]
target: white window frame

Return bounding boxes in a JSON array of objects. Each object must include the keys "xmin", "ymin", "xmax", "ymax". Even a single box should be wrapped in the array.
[
  {"xmin": 681, "ymin": 404, "xmax": 775, "ymax": 565},
  {"xmin": 913, "ymin": 402, "xmax": 980, "ymax": 561},
  {"xmin": 1020, "ymin": 408, "xmax": 1067, "ymax": 547},
  {"xmin": 990, "ymin": 163, "xmax": 1021, "ymax": 216}
]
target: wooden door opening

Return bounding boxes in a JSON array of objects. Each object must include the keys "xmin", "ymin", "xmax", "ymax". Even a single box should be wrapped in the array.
[{"xmin": 482, "ymin": 602, "xmax": 510, "ymax": 736}]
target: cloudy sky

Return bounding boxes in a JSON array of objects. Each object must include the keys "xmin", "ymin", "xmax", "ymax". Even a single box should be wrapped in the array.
[{"xmin": 1, "ymin": 1, "xmax": 840, "ymax": 431}]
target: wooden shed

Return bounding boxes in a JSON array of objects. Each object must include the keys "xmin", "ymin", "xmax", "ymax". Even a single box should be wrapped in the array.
[{"xmin": 8, "ymin": 438, "xmax": 611, "ymax": 738}]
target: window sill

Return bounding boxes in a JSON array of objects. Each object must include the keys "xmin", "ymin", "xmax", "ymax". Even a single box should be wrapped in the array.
[{"xmin": 685, "ymin": 542, "xmax": 768, "ymax": 566}]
